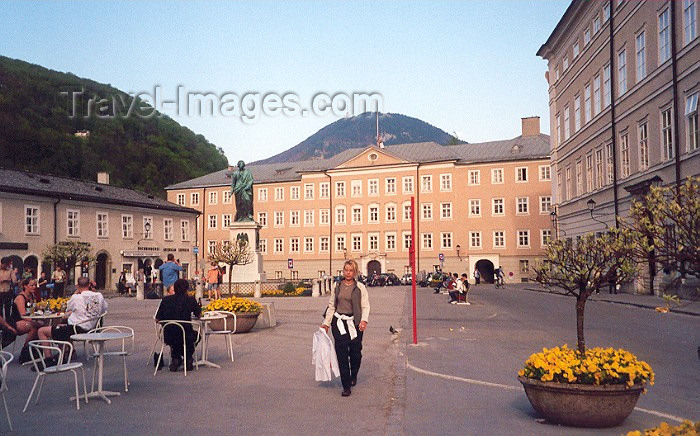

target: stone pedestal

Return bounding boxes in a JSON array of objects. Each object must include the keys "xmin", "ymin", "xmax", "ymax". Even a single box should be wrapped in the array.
[{"xmin": 228, "ymin": 221, "xmax": 265, "ymax": 283}]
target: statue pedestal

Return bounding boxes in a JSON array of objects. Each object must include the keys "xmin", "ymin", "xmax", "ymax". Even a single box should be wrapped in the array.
[{"xmin": 228, "ymin": 221, "xmax": 265, "ymax": 283}]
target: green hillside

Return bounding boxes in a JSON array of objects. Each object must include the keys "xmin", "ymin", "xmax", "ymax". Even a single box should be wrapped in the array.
[{"xmin": 0, "ymin": 56, "xmax": 228, "ymax": 197}]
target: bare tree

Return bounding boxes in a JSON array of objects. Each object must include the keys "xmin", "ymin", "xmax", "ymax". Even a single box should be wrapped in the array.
[
  {"xmin": 208, "ymin": 239, "xmax": 253, "ymax": 295},
  {"xmin": 42, "ymin": 241, "xmax": 95, "ymax": 286}
]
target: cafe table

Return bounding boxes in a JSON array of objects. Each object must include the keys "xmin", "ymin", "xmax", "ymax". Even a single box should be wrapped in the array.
[
  {"xmin": 27, "ymin": 312, "xmax": 66, "ymax": 327},
  {"xmin": 70, "ymin": 331, "xmax": 131, "ymax": 404},
  {"xmin": 194, "ymin": 312, "xmax": 226, "ymax": 369}
]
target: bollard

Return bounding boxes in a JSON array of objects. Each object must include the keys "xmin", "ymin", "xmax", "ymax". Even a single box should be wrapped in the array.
[
  {"xmin": 136, "ymin": 281, "xmax": 144, "ymax": 300},
  {"xmin": 312, "ymin": 279, "xmax": 320, "ymax": 297},
  {"xmin": 254, "ymin": 281, "xmax": 262, "ymax": 298},
  {"xmin": 195, "ymin": 280, "xmax": 204, "ymax": 300}
]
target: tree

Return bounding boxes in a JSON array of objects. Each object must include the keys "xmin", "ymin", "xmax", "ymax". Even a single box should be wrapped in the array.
[
  {"xmin": 532, "ymin": 229, "xmax": 638, "ymax": 353},
  {"xmin": 626, "ymin": 177, "xmax": 700, "ymax": 293},
  {"xmin": 208, "ymin": 238, "xmax": 253, "ymax": 295},
  {"xmin": 42, "ymin": 241, "xmax": 95, "ymax": 286}
]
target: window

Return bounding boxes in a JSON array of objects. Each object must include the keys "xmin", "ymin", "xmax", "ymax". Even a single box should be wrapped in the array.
[
  {"xmin": 469, "ymin": 231, "xmax": 482, "ymax": 249},
  {"xmin": 492, "ymin": 168, "xmax": 504, "ymax": 184},
  {"xmin": 67, "ymin": 209, "xmax": 80, "ymax": 236},
  {"xmin": 517, "ymin": 230, "xmax": 530, "ymax": 248},
  {"xmin": 351, "ymin": 206, "xmax": 362, "ymax": 224},
  {"xmin": 222, "ymin": 190, "xmax": 232, "ymax": 204},
  {"xmin": 320, "ymin": 209, "xmax": 330, "ymax": 226},
  {"xmin": 520, "ymin": 260, "xmax": 530, "ymax": 273},
  {"xmin": 163, "ymin": 218, "xmax": 173, "ymax": 241},
  {"xmin": 351, "ymin": 180, "xmax": 362, "ymax": 197},
  {"xmin": 191, "ymin": 192, "xmax": 199, "ymax": 206},
  {"xmin": 574, "ymin": 96, "xmax": 581, "ymax": 131},
  {"xmin": 469, "ymin": 199, "xmax": 481, "ymax": 217},
  {"xmin": 290, "ymin": 186, "xmax": 300, "ymax": 200},
  {"xmin": 603, "ymin": 64, "xmax": 611, "ymax": 108},
  {"xmin": 386, "ymin": 204, "xmax": 396, "ymax": 222},
  {"xmin": 603, "ymin": 2, "xmax": 610, "ymax": 22},
  {"xmin": 335, "ymin": 181, "xmax": 345, "ymax": 197},
  {"xmin": 492, "ymin": 198, "xmax": 505, "ymax": 215},
  {"xmin": 618, "ymin": 49, "xmax": 627, "ymax": 96},
  {"xmin": 541, "ymin": 229, "xmax": 553, "ymax": 246},
  {"xmin": 258, "ymin": 212, "xmax": 267, "ymax": 227},
  {"xmin": 593, "ymin": 74, "xmax": 601, "ymax": 115},
  {"xmin": 516, "ymin": 167, "xmax": 528, "ymax": 182},
  {"xmin": 539, "ymin": 165, "xmax": 551, "ymax": 181},
  {"xmin": 606, "ymin": 143, "xmax": 614, "ymax": 185},
  {"xmin": 259, "ymin": 239, "xmax": 267, "ymax": 254},
  {"xmin": 565, "ymin": 167, "xmax": 572, "ymax": 200},
  {"xmin": 208, "ymin": 191, "xmax": 217, "ymax": 205},
  {"xmin": 275, "ymin": 187, "xmax": 284, "ymax": 201},
  {"xmin": 638, "ymin": 122, "xmax": 649, "ymax": 170},
  {"xmin": 386, "ymin": 233, "xmax": 396, "ymax": 251},
  {"xmin": 540, "ymin": 196, "xmax": 552, "ymax": 214},
  {"xmin": 686, "ymin": 93, "xmax": 699, "ymax": 152},
  {"xmin": 564, "ymin": 106, "xmax": 570, "ymax": 140},
  {"xmin": 290, "ymin": 210, "xmax": 300, "ymax": 226},
  {"xmin": 493, "ymin": 231, "xmax": 505, "ymax": 248},
  {"xmin": 290, "ymin": 237, "xmax": 299, "ymax": 253},
  {"xmin": 685, "ymin": 0, "xmax": 697, "ymax": 45},
  {"xmin": 468, "ymin": 170, "xmax": 480, "ymax": 185},
  {"xmin": 516, "ymin": 197, "xmax": 529, "ymax": 215},
  {"xmin": 595, "ymin": 149, "xmax": 604, "ymax": 189},
  {"xmin": 403, "ymin": 203, "xmax": 412, "ymax": 221},
  {"xmin": 368, "ymin": 234, "xmax": 379, "ymax": 251},
  {"xmin": 636, "ymin": 31, "xmax": 646, "ymax": 82},
  {"xmin": 258, "ymin": 188, "xmax": 268, "ymax": 202},
  {"xmin": 403, "ymin": 176, "xmax": 414, "ymax": 194},
  {"xmin": 304, "ymin": 237, "xmax": 314, "ymax": 253},
  {"xmin": 369, "ymin": 205, "xmax": 379, "ymax": 223},
  {"xmin": 275, "ymin": 271, "xmax": 284, "ymax": 280},
  {"xmin": 274, "ymin": 238, "xmax": 283, "ymax": 254},
  {"xmin": 421, "ymin": 175, "xmax": 432, "ymax": 192},
  {"xmin": 584, "ymin": 84, "xmax": 591, "ymax": 123},
  {"xmin": 659, "ymin": 9, "xmax": 671, "ymax": 63},
  {"xmin": 207, "ymin": 214, "xmax": 217, "ymax": 230},
  {"xmin": 304, "ymin": 210, "xmax": 314, "ymax": 226},
  {"xmin": 620, "ymin": 134, "xmax": 630, "ymax": 178},
  {"xmin": 222, "ymin": 214, "xmax": 232, "ymax": 228},
  {"xmin": 584, "ymin": 28, "xmax": 591, "ymax": 45},
  {"xmin": 335, "ymin": 206, "xmax": 346, "ymax": 224},
  {"xmin": 563, "ymin": 55, "xmax": 569, "ymax": 71},
  {"xmin": 143, "ymin": 217, "xmax": 153, "ymax": 239},
  {"xmin": 586, "ymin": 154, "xmax": 594, "ymax": 192},
  {"xmin": 207, "ymin": 240, "xmax": 216, "ymax": 254},
  {"xmin": 176, "ymin": 194, "xmax": 185, "ymax": 206},
  {"xmin": 576, "ymin": 160, "xmax": 583, "ymax": 196},
  {"xmin": 593, "ymin": 15, "xmax": 601, "ymax": 34},
  {"xmin": 320, "ymin": 182, "xmax": 329, "ymax": 199},
  {"xmin": 422, "ymin": 233, "xmax": 433, "ymax": 250},
  {"xmin": 421, "ymin": 203, "xmax": 432, "ymax": 220},
  {"xmin": 304, "ymin": 183, "xmax": 314, "ymax": 200},
  {"xmin": 274, "ymin": 211, "xmax": 284, "ymax": 227},
  {"xmin": 573, "ymin": 41, "xmax": 580, "ymax": 58},
  {"xmin": 180, "ymin": 220, "xmax": 190, "ymax": 241},
  {"xmin": 368, "ymin": 179, "xmax": 378, "ymax": 196},
  {"xmin": 121, "ymin": 214, "xmax": 132, "ymax": 238},
  {"xmin": 386, "ymin": 178, "xmax": 396, "ymax": 194},
  {"xmin": 440, "ymin": 202, "xmax": 452, "ymax": 220},
  {"xmin": 556, "ymin": 114, "xmax": 561, "ymax": 145},
  {"xmin": 662, "ymin": 108, "xmax": 674, "ymax": 161},
  {"xmin": 440, "ymin": 232, "xmax": 453, "ymax": 249},
  {"xmin": 403, "ymin": 233, "xmax": 413, "ymax": 250},
  {"xmin": 320, "ymin": 237, "xmax": 330, "ymax": 252},
  {"xmin": 97, "ymin": 212, "xmax": 108, "ymax": 238},
  {"xmin": 440, "ymin": 174, "xmax": 451, "ymax": 191},
  {"xmin": 555, "ymin": 66, "xmax": 560, "ymax": 81},
  {"xmin": 557, "ymin": 172, "xmax": 563, "ymax": 201}
]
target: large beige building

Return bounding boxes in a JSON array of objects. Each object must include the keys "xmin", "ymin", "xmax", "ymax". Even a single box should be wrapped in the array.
[
  {"xmin": 0, "ymin": 169, "xmax": 199, "ymax": 290},
  {"xmin": 166, "ymin": 117, "xmax": 553, "ymax": 284}
]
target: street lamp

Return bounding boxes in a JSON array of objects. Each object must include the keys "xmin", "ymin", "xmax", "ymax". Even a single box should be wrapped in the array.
[
  {"xmin": 456, "ymin": 244, "xmax": 462, "ymax": 261},
  {"xmin": 586, "ymin": 199, "xmax": 609, "ymax": 229},
  {"xmin": 550, "ymin": 209, "xmax": 558, "ymax": 239},
  {"xmin": 137, "ymin": 221, "xmax": 152, "ymax": 246}
]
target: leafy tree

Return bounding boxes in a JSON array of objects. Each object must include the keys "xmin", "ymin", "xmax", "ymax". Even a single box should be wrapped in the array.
[
  {"xmin": 42, "ymin": 241, "xmax": 95, "ymax": 286},
  {"xmin": 532, "ymin": 229, "xmax": 638, "ymax": 353},
  {"xmin": 208, "ymin": 239, "xmax": 253, "ymax": 296}
]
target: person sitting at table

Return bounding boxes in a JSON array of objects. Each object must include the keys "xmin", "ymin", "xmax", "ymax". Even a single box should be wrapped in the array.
[
  {"xmin": 155, "ymin": 278, "xmax": 201, "ymax": 372},
  {"xmin": 11, "ymin": 278, "xmax": 43, "ymax": 363},
  {"xmin": 0, "ymin": 311, "xmax": 18, "ymax": 349},
  {"xmin": 36, "ymin": 276, "xmax": 108, "ymax": 365}
]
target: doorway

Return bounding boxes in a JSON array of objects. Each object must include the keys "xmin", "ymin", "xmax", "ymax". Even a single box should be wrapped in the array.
[
  {"xmin": 367, "ymin": 260, "xmax": 381, "ymax": 276},
  {"xmin": 475, "ymin": 259, "xmax": 495, "ymax": 284},
  {"xmin": 95, "ymin": 253, "xmax": 109, "ymax": 290}
]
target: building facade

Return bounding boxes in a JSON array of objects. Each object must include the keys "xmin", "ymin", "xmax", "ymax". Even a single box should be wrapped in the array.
[
  {"xmin": 167, "ymin": 117, "xmax": 553, "ymax": 284},
  {"xmin": 0, "ymin": 170, "xmax": 199, "ymax": 290}
]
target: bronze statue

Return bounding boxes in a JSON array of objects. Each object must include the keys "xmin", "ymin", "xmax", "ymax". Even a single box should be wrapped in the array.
[{"xmin": 231, "ymin": 160, "xmax": 254, "ymax": 222}]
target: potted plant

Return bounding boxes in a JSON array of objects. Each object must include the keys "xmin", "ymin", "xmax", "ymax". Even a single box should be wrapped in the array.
[
  {"xmin": 202, "ymin": 296, "xmax": 263, "ymax": 333},
  {"xmin": 524, "ymin": 229, "xmax": 654, "ymax": 428}
]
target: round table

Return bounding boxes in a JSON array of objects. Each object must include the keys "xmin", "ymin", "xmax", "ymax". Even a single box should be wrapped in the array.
[
  {"xmin": 195, "ymin": 313, "xmax": 226, "ymax": 369},
  {"xmin": 26, "ymin": 312, "xmax": 66, "ymax": 326}
]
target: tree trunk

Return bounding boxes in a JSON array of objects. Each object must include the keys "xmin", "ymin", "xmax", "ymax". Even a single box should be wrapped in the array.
[
  {"xmin": 228, "ymin": 263, "xmax": 233, "ymax": 297},
  {"xmin": 576, "ymin": 293, "xmax": 587, "ymax": 354}
]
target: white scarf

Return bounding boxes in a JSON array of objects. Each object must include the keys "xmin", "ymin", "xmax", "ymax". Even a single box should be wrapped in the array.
[{"xmin": 334, "ymin": 312, "xmax": 357, "ymax": 340}]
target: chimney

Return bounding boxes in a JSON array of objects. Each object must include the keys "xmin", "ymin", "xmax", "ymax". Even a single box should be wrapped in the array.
[
  {"xmin": 97, "ymin": 172, "xmax": 110, "ymax": 185},
  {"xmin": 521, "ymin": 116, "xmax": 540, "ymax": 137}
]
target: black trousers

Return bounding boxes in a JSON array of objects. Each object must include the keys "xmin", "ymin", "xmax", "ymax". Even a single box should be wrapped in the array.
[
  {"xmin": 164, "ymin": 326, "xmax": 197, "ymax": 360},
  {"xmin": 52, "ymin": 282, "xmax": 65, "ymax": 298},
  {"xmin": 332, "ymin": 316, "xmax": 363, "ymax": 390}
]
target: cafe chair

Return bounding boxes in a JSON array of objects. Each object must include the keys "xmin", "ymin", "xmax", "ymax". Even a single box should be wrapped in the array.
[
  {"xmin": 0, "ymin": 351, "xmax": 14, "ymax": 431},
  {"xmin": 205, "ymin": 311, "xmax": 236, "ymax": 362},
  {"xmin": 154, "ymin": 321, "xmax": 201, "ymax": 377},
  {"xmin": 71, "ymin": 311, "xmax": 108, "ymax": 358},
  {"xmin": 24, "ymin": 340, "xmax": 88, "ymax": 412},
  {"xmin": 147, "ymin": 320, "xmax": 164, "ymax": 367},
  {"xmin": 87, "ymin": 326, "xmax": 134, "ymax": 392}
]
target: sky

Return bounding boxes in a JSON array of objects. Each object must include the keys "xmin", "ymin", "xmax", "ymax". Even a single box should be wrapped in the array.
[{"xmin": 0, "ymin": 1, "xmax": 570, "ymax": 164}]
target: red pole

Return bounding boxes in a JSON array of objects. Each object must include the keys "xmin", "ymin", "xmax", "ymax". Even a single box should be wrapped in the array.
[{"xmin": 410, "ymin": 196, "xmax": 417, "ymax": 344}]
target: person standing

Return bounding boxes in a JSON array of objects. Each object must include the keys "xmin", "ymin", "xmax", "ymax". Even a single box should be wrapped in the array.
[
  {"xmin": 206, "ymin": 262, "xmax": 221, "ymax": 300},
  {"xmin": 37, "ymin": 272, "xmax": 49, "ymax": 300},
  {"xmin": 159, "ymin": 253, "xmax": 183, "ymax": 295},
  {"xmin": 321, "ymin": 259, "xmax": 370, "ymax": 397},
  {"xmin": 0, "ymin": 258, "xmax": 15, "ymax": 319},
  {"xmin": 473, "ymin": 268, "xmax": 481, "ymax": 285},
  {"xmin": 51, "ymin": 265, "xmax": 66, "ymax": 298}
]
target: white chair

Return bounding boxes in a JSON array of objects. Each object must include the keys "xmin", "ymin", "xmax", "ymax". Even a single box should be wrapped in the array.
[
  {"xmin": 154, "ymin": 321, "xmax": 201, "ymax": 376},
  {"xmin": 86, "ymin": 326, "xmax": 134, "ymax": 392},
  {"xmin": 0, "ymin": 351, "xmax": 14, "ymax": 431},
  {"xmin": 205, "ymin": 311, "xmax": 236, "ymax": 362},
  {"xmin": 23, "ymin": 340, "xmax": 88, "ymax": 412}
]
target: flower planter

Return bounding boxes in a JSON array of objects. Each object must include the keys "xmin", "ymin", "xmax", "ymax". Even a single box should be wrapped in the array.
[
  {"xmin": 518, "ymin": 376, "xmax": 645, "ymax": 428},
  {"xmin": 208, "ymin": 312, "xmax": 260, "ymax": 334}
]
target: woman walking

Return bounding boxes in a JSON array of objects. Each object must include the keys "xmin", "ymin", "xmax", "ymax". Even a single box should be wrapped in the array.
[{"xmin": 321, "ymin": 260, "xmax": 370, "ymax": 397}]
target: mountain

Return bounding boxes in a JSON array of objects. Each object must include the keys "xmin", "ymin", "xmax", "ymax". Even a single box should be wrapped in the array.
[
  {"xmin": 255, "ymin": 112, "xmax": 464, "ymax": 164},
  {"xmin": 0, "ymin": 56, "xmax": 228, "ymax": 197}
]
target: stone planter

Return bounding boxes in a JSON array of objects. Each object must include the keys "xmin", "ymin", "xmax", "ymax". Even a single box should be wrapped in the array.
[
  {"xmin": 208, "ymin": 312, "xmax": 260, "ymax": 334},
  {"xmin": 518, "ymin": 376, "xmax": 645, "ymax": 428}
]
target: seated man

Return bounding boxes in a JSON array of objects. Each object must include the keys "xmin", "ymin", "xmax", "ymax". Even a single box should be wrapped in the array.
[
  {"xmin": 448, "ymin": 273, "xmax": 465, "ymax": 304},
  {"xmin": 155, "ymin": 278, "xmax": 201, "ymax": 372},
  {"xmin": 37, "ymin": 276, "xmax": 108, "ymax": 364}
]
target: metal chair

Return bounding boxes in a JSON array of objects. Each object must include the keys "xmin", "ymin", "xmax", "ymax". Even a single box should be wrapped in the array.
[
  {"xmin": 154, "ymin": 321, "xmax": 201, "ymax": 376},
  {"xmin": 86, "ymin": 326, "xmax": 134, "ymax": 392},
  {"xmin": 205, "ymin": 311, "xmax": 236, "ymax": 362},
  {"xmin": 0, "ymin": 351, "xmax": 14, "ymax": 431},
  {"xmin": 23, "ymin": 340, "xmax": 88, "ymax": 412}
]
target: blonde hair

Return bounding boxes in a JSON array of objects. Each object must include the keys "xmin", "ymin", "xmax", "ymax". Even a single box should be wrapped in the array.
[{"xmin": 343, "ymin": 259, "xmax": 359, "ymax": 277}]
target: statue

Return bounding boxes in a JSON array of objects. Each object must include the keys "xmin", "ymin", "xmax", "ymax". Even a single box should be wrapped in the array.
[{"xmin": 231, "ymin": 160, "xmax": 254, "ymax": 222}]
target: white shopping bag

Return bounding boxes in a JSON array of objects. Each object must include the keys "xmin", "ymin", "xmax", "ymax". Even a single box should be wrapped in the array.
[{"xmin": 312, "ymin": 328, "xmax": 340, "ymax": 381}]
